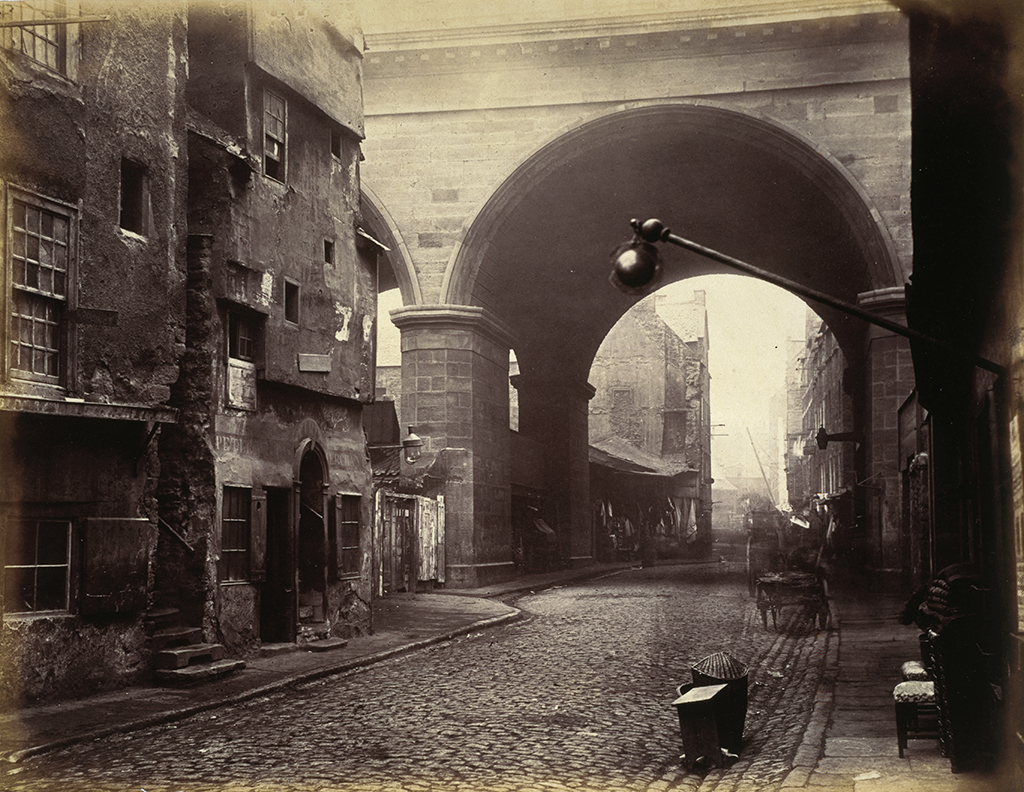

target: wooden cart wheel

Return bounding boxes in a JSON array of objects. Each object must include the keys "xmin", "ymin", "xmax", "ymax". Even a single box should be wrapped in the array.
[{"xmin": 756, "ymin": 583, "xmax": 769, "ymax": 629}]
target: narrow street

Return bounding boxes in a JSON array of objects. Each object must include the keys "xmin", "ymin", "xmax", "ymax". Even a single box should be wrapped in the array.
[{"xmin": 5, "ymin": 563, "xmax": 831, "ymax": 792}]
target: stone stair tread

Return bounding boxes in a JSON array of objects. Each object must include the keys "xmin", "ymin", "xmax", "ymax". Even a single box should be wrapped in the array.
[
  {"xmin": 260, "ymin": 643, "xmax": 299, "ymax": 658},
  {"xmin": 306, "ymin": 637, "xmax": 348, "ymax": 652},
  {"xmin": 145, "ymin": 607, "xmax": 182, "ymax": 632},
  {"xmin": 146, "ymin": 607, "xmax": 180, "ymax": 619},
  {"xmin": 155, "ymin": 659, "xmax": 245, "ymax": 686},
  {"xmin": 155, "ymin": 642, "xmax": 226, "ymax": 669},
  {"xmin": 150, "ymin": 626, "xmax": 203, "ymax": 649}
]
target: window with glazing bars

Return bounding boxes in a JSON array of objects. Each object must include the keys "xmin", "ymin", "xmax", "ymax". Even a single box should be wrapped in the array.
[
  {"xmin": 0, "ymin": 1, "xmax": 67, "ymax": 73},
  {"xmin": 263, "ymin": 90, "xmax": 286, "ymax": 181},
  {"xmin": 228, "ymin": 312, "xmax": 255, "ymax": 361},
  {"xmin": 3, "ymin": 519, "xmax": 71, "ymax": 613},
  {"xmin": 220, "ymin": 487, "xmax": 251, "ymax": 582},
  {"xmin": 10, "ymin": 194, "xmax": 72, "ymax": 383}
]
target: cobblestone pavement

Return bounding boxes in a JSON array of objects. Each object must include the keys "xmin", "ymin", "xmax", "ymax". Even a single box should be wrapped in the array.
[{"xmin": 3, "ymin": 563, "xmax": 831, "ymax": 792}]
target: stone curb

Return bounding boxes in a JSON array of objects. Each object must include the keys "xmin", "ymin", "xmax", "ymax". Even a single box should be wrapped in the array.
[{"xmin": 5, "ymin": 608, "xmax": 524, "ymax": 764}]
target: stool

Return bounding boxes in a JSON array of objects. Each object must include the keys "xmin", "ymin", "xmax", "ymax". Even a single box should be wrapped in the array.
[
  {"xmin": 901, "ymin": 660, "xmax": 931, "ymax": 681},
  {"xmin": 894, "ymin": 680, "xmax": 941, "ymax": 757}
]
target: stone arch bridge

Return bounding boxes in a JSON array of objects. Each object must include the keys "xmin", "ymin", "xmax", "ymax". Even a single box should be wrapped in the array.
[{"xmin": 359, "ymin": 3, "xmax": 913, "ymax": 587}]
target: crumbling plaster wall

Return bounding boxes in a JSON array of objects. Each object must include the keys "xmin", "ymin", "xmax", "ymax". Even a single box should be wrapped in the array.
[{"xmin": 0, "ymin": 3, "xmax": 188, "ymax": 703}]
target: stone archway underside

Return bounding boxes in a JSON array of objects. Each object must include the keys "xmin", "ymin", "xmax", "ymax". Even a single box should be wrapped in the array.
[{"xmin": 451, "ymin": 104, "xmax": 901, "ymax": 383}]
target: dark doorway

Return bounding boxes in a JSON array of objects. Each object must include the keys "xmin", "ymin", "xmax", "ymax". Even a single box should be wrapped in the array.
[
  {"xmin": 298, "ymin": 450, "xmax": 327, "ymax": 626},
  {"xmin": 260, "ymin": 487, "xmax": 293, "ymax": 643}
]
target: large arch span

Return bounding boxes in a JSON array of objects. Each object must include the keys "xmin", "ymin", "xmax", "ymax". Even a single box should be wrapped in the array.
[
  {"xmin": 444, "ymin": 102, "xmax": 903, "ymax": 383},
  {"xmin": 372, "ymin": 101, "xmax": 911, "ymax": 588}
]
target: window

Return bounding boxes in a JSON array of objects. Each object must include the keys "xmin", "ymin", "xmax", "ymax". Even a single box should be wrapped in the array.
[
  {"xmin": 0, "ymin": 1, "xmax": 67, "ymax": 74},
  {"xmin": 220, "ymin": 487, "xmax": 251, "ymax": 582},
  {"xmin": 3, "ymin": 518, "xmax": 71, "ymax": 613},
  {"xmin": 330, "ymin": 129, "xmax": 342, "ymax": 160},
  {"xmin": 336, "ymin": 494, "xmax": 360, "ymax": 578},
  {"xmin": 263, "ymin": 90, "xmax": 286, "ymax": 181},
  {"xmin": 284, "ymin": 278, "xmax": 300, "ymax": 324},
  {"xmin": 662, "ymin": 410, "xmax": 687, "ymax": 455},
  {"xmin": 227, "ymin": 311, "xmax": 258, "ymax": 410},
  {"xmin": 8, "ymin": 190, "xmax": 74, "ymax": 384},
  {"xmin": 229, "ymin": 312, "xmax": 255, "ymax": 361},
  {"xmin": 323, "ymin": 239, "xmax": 334, "ymax": 265},
  {"xmin": 119, "ymin": 158, "xmax": 149, "ymax": 235}
]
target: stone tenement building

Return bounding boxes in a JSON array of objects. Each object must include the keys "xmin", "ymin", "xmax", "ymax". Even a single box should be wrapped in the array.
[
  {"xmin": 588, "ymin": 291, "xmax": 712, "ymax": 557},
  {"xmin": 0, "ymin": 1, "xmax": 373, "ymax": 703}
]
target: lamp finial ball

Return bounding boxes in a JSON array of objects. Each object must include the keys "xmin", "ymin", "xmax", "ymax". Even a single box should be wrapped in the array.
[{"xmin": 639, "ymin": 219, "xmax": 667, "ymax": 243}]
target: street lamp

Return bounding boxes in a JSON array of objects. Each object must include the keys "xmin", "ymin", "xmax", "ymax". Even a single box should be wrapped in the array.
[
  {"xmin": 609, "ymin": 218, "xmax": 1004, "ymax": 376},
  {"xmin": 402, "ymin": 425, "xmax": 423, "ymax": 464}
]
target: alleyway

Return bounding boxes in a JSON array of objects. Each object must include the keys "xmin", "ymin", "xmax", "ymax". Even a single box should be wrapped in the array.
[{"xmin": 5, "ymin": 564, "xmax": 828, "ymax": 792}]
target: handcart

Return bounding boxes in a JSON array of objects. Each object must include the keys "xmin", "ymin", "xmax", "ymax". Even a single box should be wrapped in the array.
[{"xmin": 755, "ymin": 572, "xmax": 831, "ymax": 630}]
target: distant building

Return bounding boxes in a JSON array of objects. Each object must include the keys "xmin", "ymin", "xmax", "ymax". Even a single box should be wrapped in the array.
[
  {"xmin": 589, "ymin": 291, "xmax": 712, "ymax": 558},
  {"xmin": 785, "ymin": 310, "xmax": 857, "ymax": 562}
]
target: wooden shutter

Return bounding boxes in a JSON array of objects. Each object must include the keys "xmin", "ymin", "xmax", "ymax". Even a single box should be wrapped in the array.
[
  {"xmin": 81, "ymin": 518, "xmax": 152, "ymax": 615},
  {"xmin": 333, "ymin": 494, "xmax": 345, "ymax": 575},
  {"xmin": 250, "ymin": 489, "xmax": 267, "ymax": 582}
]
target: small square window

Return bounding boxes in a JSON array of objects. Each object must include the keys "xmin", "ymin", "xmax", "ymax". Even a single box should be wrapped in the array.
[
  {"xmin": 120, "ymin": 158, "xmax": 149, "ymax": 235},
  {"xmin": 330, "ymin": 129, "xmax": 342, "ymax": 159},
  {"xmin": 324, "ymin": 239, "xmax": 334, "ymax": 264},
  {"xmin": 284, "ymin": 279, "xmax": 300, "ymax": 324}
]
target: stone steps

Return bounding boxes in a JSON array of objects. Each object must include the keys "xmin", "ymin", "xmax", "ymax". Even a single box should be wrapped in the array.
[
  {"xmin": 154, "ymin": 642, "xmax": 227, "ymax": 669},
  {"xmin": 146, "ymin": 605, "xmax": 242, "ymax": 685},
  {"xmin": 150, "ymin": 626, "xmax": 203, "ymax": 651},
  {"xmin": 306, "ymin": 637, "xmax": 348, "ymax": 652}
]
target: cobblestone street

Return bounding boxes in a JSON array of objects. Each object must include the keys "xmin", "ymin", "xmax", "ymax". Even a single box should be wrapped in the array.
[{"xmin": 4, "ymin": 564, "xmax": 831, "ymax": 792}]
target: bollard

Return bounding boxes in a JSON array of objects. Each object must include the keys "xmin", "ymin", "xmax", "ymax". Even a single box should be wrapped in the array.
[{"xmin": 672, "ymin": 682, "xmax": 727, "ymax": 771}]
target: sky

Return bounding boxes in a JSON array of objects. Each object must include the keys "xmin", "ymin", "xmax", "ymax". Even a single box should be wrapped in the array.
[
  {"xmin": 377, "ymin": 276, "xmax": 811, "ymax": 483},
  {"xmin": 661, "ymin": 275, "xmax": 809, "ymax": 483}
]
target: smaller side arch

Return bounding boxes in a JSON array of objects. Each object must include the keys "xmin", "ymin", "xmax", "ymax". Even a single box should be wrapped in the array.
[{"xmin": 360, "ymin": 185, "xmax": 423, "ymax": 306}]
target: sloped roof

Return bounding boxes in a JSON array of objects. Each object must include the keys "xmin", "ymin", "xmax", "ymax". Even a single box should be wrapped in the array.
[{"xmin": 589, "ymin": 435, "xmax": 695, "ymax": 477}]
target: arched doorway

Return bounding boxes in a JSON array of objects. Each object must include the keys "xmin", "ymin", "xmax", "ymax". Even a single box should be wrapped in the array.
[{"xmin": 298, "ymin": 445, "xmax": 328, "ymax": 629}]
